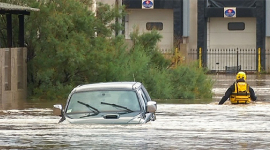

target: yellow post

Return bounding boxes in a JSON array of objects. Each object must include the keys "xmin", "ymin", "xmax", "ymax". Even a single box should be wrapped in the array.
[
  {"xmin": 175, "ymin": 48, "xmax": 178, "ymax": 66},
  {"xmin": 258, "ymin": 48, "xmax": 261, "ymax": 73},
  {"xmin": 199, "ymin": 47, "xmax": 202, "ymax": 68}
]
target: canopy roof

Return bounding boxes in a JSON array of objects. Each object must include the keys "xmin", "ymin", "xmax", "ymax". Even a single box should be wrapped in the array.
[{"xmin": 0, "ymin": 2, "xmax": 39, "ymax": 15}]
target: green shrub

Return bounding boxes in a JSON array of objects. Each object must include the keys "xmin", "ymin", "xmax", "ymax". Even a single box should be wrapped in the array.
[
  {"xmin": 1, "ymin": 0, "xmax": 213, "ymax": 101},
  {"xmin": 169, "ymin": 62, "xmax": 213, "ymax": 99}
]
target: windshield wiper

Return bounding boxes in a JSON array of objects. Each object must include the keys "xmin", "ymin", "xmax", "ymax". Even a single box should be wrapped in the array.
[
  {"xmin": 101, "ymin": 102, "xmax": 134, "ymax": 113},
  {"xmin": 77, "ymin": 101, "xmax": 99, "ymax": 118}
]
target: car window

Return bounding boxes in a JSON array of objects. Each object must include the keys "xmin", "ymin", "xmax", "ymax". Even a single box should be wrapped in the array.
[
  {"xmin": 141, "ymin": 85, "xmax": 152, "ymax": 102},
  {"xmin": 138, "ymin": 89, "xmax": 147, "ymax": 111},
  {"xmin": 66, "ymin": 90, "xmax": 140, "ymax": 113}
]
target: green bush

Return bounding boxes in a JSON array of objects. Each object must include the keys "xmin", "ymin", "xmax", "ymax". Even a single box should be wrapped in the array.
[
  {"xmin": 0, "ymin": 0, "xmax": 213, "ymax": 101},
  {"xmin": 169, "ymin": 62, "xmax": 213, "ymax": 99}
]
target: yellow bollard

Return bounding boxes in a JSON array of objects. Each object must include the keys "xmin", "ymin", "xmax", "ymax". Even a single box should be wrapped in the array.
[
  {"xmin": 199, "ymin": 48, "xmax": 202, "ymax": 68},
  {"xmin": 258, "ymin": 48, "xmax": 261, "ymax": 73},
  {"xmin": 175, "ymin": 48, "xmax": 178, "ymax": 66}
]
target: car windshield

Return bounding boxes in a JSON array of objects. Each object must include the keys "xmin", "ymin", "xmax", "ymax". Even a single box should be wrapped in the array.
[{"xmin": 66, "ymin": 90, "xmax": 140, "ymax": 113}]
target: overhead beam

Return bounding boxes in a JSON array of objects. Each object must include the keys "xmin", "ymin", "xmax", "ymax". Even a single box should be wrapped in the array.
[{"xmin": 0, "ymin": 10, "xmax": 30, "ymax": 15}]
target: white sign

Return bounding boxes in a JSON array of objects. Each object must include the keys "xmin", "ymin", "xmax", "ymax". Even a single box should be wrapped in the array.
[
  {"xmin": 224, "ymin": 7, "xmax": 236, "ymax": 18},
  {"xmin": 142, "ymin": 0, "xmax": 154, "ymax": 9}
]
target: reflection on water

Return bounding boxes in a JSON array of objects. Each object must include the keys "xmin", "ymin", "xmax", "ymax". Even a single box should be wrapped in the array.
[{"xmin": 1, "ymin": 74, "xmax": 270, "ymax": 149}]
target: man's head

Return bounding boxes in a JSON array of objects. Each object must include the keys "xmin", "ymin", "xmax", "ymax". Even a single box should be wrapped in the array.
[{"xmin": 236, "ymin": 71, "xmax": 246, "ymax": 81}]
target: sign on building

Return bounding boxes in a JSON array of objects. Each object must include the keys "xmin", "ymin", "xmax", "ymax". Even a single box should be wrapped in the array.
[
  {"xmin": 224, "ymin": 7, "xmax": 236, "ymax": 18},
  {"xmin": 142, "ymin": 0, "xmax": 154, "ymax": 9}
]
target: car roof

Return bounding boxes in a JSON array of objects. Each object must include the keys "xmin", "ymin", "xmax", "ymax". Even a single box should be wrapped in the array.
[{"xmin": 73, "ymin": 82, "xmax": 142, "ymax": 92}]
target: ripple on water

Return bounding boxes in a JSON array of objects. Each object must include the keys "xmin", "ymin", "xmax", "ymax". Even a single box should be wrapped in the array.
[{"xmin": 1, "ymin": 103, "xmax": 270, "ymax": 149}]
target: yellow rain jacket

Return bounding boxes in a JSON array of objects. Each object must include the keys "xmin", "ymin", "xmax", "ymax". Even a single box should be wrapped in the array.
[{"xmin": 230, "ymin": 82, "xmax": 251, "ymax": 104}]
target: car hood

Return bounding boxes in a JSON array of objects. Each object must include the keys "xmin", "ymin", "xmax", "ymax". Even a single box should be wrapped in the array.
[{"xmin": 62, "ymin": 111, "xmax": 144, "ymax": 124}]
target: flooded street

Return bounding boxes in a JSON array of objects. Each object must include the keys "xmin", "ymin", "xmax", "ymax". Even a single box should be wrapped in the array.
[{"xmin": 1, "ymin": 74, "xmax": 270, "ymax": 149}]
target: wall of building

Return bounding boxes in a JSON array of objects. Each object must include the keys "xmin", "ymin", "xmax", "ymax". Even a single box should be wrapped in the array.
[
  {"xmin": 125, "ymin": 9, "xmax": 174, "ymax": 53},
  {"xmin": 98, "ymin": 0, "xmax": 270, "ymax": 72},
  {"xmin": 188, "ymin": 0, "xmax": 198, "ymax": 50},
  {"xmin": 265, "ymin": 0, "xmax": 270, "ymax": 72},
  {"xmin": 97, "ymin": 0, "xmax": 116, "ymax": 5},
  {"xmin": 0, "ymin": 47, "xmax": 27, "ymax": 109}
]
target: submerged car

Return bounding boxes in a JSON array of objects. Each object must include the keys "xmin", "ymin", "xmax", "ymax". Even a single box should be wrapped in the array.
[{"xmin": 53, "ymin": 82, "xmax": 157, "ymax": 124}]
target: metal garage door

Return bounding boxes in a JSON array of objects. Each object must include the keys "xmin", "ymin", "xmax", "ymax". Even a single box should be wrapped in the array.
[{"xmin": 207, "ymin": 17, "xmax": 257, "ymax": 72}]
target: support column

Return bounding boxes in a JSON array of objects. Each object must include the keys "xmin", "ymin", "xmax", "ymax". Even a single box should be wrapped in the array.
[
  {"xmin": 197, "ymin": 0, "xmax": 207, "ymax": 67},
  {"xmin": 6, "ymin": 14, "xmax": 12, "ymax": 48},
  {"xmin": 18, "ymin": 15, "xmax": 25, "ymax": 47},
  {"xmin": 256, "ymin": 0, "xmax": 266, "ymax": 71}
]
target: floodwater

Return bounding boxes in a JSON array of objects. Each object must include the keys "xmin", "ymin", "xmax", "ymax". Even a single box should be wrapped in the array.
[{"xmin": 1, "ymin": 74, "xmax": 270, "ymax": 149}]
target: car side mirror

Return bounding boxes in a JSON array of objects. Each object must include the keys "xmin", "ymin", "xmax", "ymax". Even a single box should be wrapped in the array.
[
  {"xmin": 53, "ymin": 104, "xmax": 63, "ymax": 116},
  {"xmin": 147, "ymin": 101, "xmax": 157, "ymax": 113}
]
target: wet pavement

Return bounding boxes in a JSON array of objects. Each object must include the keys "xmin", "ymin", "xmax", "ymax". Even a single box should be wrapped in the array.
[{"xmin": 1, "ymin": 74, "xmax": 270, "ymax": 149}]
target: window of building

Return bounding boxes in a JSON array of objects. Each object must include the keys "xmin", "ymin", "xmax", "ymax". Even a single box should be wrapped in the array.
[
  {"xmin": 228, "ymin": 22, "xmax": 245, "ymax": 30},
  {"xmin": 146, "ymin": 22, "xmax": 163, "ymax": 30}
]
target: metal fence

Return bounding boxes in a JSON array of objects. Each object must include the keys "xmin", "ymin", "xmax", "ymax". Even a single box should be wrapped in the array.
[
  {"xmin": 188, "ymin": 48, "xmax": 261, "ymax": 73},
  {"xmin": 266, "ymin": 49, "xmax": 270, "ymax": 73}
]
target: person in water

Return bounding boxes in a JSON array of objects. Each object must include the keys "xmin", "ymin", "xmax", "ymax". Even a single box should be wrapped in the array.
[{"xmin": 219, "ymin": 71, "xmax": 257, "ymax": 105}]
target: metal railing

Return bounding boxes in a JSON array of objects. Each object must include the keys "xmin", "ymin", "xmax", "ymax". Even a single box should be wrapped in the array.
[{"xmin": 188, "ymin": 48, "xmax": 260, "ymax": 73}]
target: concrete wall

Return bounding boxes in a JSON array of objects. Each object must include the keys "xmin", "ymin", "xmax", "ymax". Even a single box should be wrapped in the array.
[
  {"xmin": 188, "ymin": 0, "xmax": 198, "ymax": 50},
  {"xmin": 0, "ymin": 47, "xmax": 27, "ymax": 109},
  {"xmin": 126, "ymin": 9, "xmax": 174, "ymax": 53},
  {"xmin": 184, "ymin": 0, "xmax": 198, "ymax": 63},
  {"xmin": 266, "ymin": 0, "xmax": 270, "ymax": 72},
  {"xmin": 266, "ymin": 0, "xmax": 270, "ymax": 37},
  {"xmin": 97, "ymin": 0, "xmax": 116, "ymax": 5}
]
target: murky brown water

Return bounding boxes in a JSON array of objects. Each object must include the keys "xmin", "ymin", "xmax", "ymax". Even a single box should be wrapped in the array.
[{"xmin": 1, "ymin": 74, "xmax": 270, "ymax": 149}]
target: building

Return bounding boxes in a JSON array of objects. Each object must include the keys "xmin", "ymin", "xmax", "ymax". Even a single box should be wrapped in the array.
[
  {"xmin": 0, "ymin": 2, "xmax": 39, "ymax": 109},
  {"xmin": 98, "ymin": 0, "xmax": 270, "ymax": 73}
]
